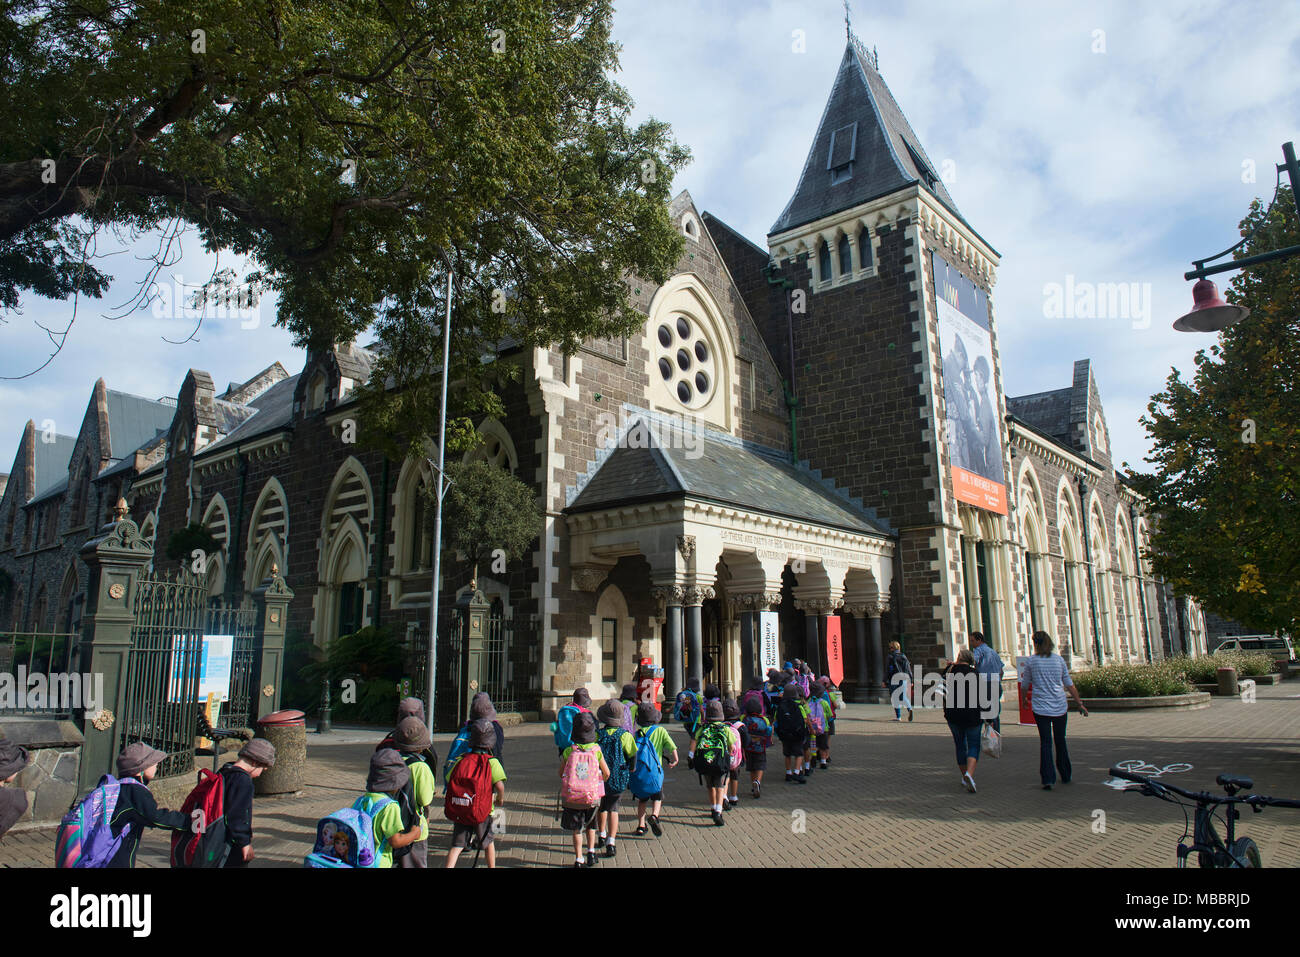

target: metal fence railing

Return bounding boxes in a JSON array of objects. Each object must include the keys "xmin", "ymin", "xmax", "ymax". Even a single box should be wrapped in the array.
[
  {"xmin": 0, "ymin": 630, "xmax": 80, "ymax": 717},
  {"xmin": 205, "ymin": 602, "xmax": 258, "ymax": 731}
]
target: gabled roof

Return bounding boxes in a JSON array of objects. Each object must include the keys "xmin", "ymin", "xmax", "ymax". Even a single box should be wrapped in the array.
[
  {"xmin": 200, "ymin": 374, "xmax": 300, "ymax": 454},
  {"xmin": 104, "ymin": 390, "xmax": 175, "ymax": 460},
  {"xmin": 769, "ymin": 41, "xmax": 968, "ymax": 238},
  {"xmin": 1005, "ymin": 388, "xmax": 1073, "ymax": 447},
  {"xmin": 567, "ymin": 412, "xmax": 892, "ymax": 537},
  {"xmin": 32, "ymin": 433, "xmax": 76, "ymax": 500}
]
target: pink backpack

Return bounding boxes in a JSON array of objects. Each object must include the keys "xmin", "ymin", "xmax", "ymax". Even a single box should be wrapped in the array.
[
  {"xmin": 560, "ymin": 746, "xmax": 605, "ymax": 808},
  {"xmin": 727, "ymin": 721, "xmax": 745, "ymax": 771}
]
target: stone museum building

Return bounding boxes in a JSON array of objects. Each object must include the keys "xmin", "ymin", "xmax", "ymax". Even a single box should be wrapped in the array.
[{"xmin": 0, "ymin": 37, "xmax": 1210, "ymax": 721}]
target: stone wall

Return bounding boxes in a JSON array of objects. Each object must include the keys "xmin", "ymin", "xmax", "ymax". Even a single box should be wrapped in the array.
[{"xmin": 1, "ymin": 717, "xmax": 82, "ymax": 825}]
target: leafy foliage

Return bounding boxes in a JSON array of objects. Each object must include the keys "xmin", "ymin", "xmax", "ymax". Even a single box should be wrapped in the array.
[
  {"xmin": 1070, "ymin": 651, "xmax": 1277, "ymax": 697},
  {"xmin": 1128, "ymin": 187, "xmax": 1300, "ymax": 634},
  {"xmin": 299, "ymin": 624, "xmax": 403, "ymax": 723},
  {"xmin": 164, "ymin": 522, "xmax": 222, "ymax": 563},
  {"xmin": 435, "ymin": 458, "xmax": 543, "ymax": 578},
  {"xmin": 1, "ymin": 1, "xmax": 688, "ymax": 447}
]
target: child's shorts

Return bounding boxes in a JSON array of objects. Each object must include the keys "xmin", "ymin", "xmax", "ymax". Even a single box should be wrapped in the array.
[
  {"xmin": 779, "ymin": 735, "xmax": 803, "ymax": 757},
  {"xmin": 451, "ymin": 818, "xmax": 494, "ymax": 849},
  {"xmin": 598, "ymin": 791, "xmax": 622, "ymax": 813},
  {"xmin": 815, "ymin": 732, "xmax": 830, "ymax": 751},
  {"xmin": 632, "ymin": 791, "xmax": 663, "ymax": 803},
  {"xmin": 560, "ymin": 805, "xmax": 599, "ymax": 831},
  {"xmin": 698, "ymin": 767, "xmax": 728, "ymax": 788},
  {"xmin": 745, "ymin": 752, "xmax": 767, "ymax": 773}
]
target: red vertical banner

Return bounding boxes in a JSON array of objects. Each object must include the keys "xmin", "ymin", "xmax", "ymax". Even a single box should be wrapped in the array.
[
  {"xmin": 1018, "ymin": 683, "xmax": 1034, "ymax": 725},
  {"xmin": 826, "ymin": 616, "xmax": 844, "ymax": 687}
]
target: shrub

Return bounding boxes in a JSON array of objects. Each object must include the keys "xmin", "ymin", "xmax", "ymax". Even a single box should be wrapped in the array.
[
  {"xmin": 1070, "ymin": 661, "xmax": 1194, "ymax": 698},
  {"xmin": 299, "ymin": 625, "xmax": 402, "ymax": 724}
]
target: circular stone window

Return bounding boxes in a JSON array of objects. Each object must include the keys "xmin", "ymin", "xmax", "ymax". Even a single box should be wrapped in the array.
[{"xmin": 655, "ymin": 313, "xmax": 717, "ymax": 410}]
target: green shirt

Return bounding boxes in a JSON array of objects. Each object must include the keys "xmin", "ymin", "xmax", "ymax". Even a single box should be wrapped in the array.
[
  {"xmin": 560, "ymin": 741, "xmax": 603, "ymax": 761},
  {"xmin": 599, "ymin": 727, "xmax": 637, "ymax": 761},
  {"xmin": 487, "ymin": 756, "xmax": 506, "ymax": 811},
  {"xmin": 636, "ymin": 724, "xmax": 677, "ymax": 758},
  {"xmin": 355, "ymin": 792, "xmax": 406, "ymax": 869}
]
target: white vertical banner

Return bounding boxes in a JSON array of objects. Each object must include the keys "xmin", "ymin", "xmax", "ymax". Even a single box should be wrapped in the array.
[{"xmin": 759, "ymin": 611, "xmax": 780, "ymax": 674}]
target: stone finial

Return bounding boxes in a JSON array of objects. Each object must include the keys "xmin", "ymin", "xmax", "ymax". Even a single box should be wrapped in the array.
[
  {"xmin": 112, "ymin": 498, "xmax": 128, "ymax": 522},
  {"xmin": 270, "ymin": 563, "xmax": 279, "ymax": 578}
]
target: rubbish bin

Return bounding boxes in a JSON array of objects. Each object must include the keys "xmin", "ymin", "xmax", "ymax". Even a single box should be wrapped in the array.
[
  {"xmin": 254, "ymin": 709, "xmax": 306, "ymax": 796},
  {"xmin": 1216, "ymin": 666, "xmax": 1239, "ymax": 698}
]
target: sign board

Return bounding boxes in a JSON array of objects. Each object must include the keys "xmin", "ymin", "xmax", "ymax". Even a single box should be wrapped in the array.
[
  {"xmin": 1016, "ymin": 657, "xmax": 1034, "ymax": 725},
  {"xmin": 759, "ymin": 611, "xmax": 780, "ymax": 675},
  {"xmin": 826, "ymin": 616, "xmax": 844, "ymax": 686},
  {"xmin": 934, "ymin": 250, "xmax": 1007, "ymax": 515},
  {"xmin": 169, "ymin": 635, "xmax": 235, "ymax": 704}
]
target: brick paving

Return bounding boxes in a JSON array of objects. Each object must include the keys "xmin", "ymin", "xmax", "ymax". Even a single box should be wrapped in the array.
[{"xmin": 4, "ymin": 684, "xmax": 1299, "ymax": 868}]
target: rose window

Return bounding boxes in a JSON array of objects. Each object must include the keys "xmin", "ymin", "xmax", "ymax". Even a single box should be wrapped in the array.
[{"xmin": 655, "ymin": 314, "xmax": 715, "ymax": 408}]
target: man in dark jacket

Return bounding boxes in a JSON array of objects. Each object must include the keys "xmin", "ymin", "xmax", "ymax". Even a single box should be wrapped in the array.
[
  {"xmin": 107, "ymin": 743, "xmax": 190, "ymax": 867},
  {"xmin": 219, "ymin": 738, "xmax": 275, "ymax": 867}
]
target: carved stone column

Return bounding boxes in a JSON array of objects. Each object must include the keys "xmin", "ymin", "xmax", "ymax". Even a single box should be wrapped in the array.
[
  {"xmin": 843, "ymin": 602, "xmax": 873, "ymax": 702},
  {"xmin": 868, "ymin": 600, "xmax": 888, "ymax": 700},
  {"xmin": 683, "ymin": 584, "xmax": 713, "ymax": 687},
  {"xmin": 794, "ymin": 597, "xmax": 833, "ymax": 675},
  {"xmin": 651, "ymin": 585, "xmax": 685, "ymax": 702}
]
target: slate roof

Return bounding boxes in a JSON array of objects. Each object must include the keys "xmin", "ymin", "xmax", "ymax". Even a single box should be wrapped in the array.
[
  {"xmin": 200, "ymin": 374, "xmax": 300, "ymax": 454},
  {"xmin": 568, "ymin": 413, "xmax": 891, "ymax": 537},
  {"xmin": 32, "ymin": 433, "xmax": 76, "ymax": 499},
  {"xmin": 104, "ymin": 390, "xmax": 175, "ymax": 461},
  {"xmin": 770, "ymin": 41, "xmax": 990, "ymax": 251},
  {"xmin": 1005, "ymin": 388, "xmax": 1073, "ymax": 445}
]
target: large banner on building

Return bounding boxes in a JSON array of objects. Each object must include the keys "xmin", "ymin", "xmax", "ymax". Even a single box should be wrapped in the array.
[
  {"xmin": 759, "ymin": 611, "xmax": 780, "ymax": 674},
  {"xmin": 933, "ymin": 250, "xmax": 1007, "ymax": 514},
  {"xmin": 826, "ymin": 616, "xmax": 844, "ymax": 686}
]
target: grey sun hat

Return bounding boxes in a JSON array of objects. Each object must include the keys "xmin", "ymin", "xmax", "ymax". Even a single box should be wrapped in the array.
[
  {"xmin": 469, "ymin": 692, "xmax": 497, "ymax": 722},
  {"xmin": 572, "ymin": 688, "xmax": 592, "ymax": 710},
  {"xmin": 570, "ymin": 712, "xmax": 597, "ymax": 744},
  {"xmin": 596, "ymin": 700, "xmax": 625, "ymax": 728},
  {"xmin": 704, "ymin": 699, "xmax": 725, "ymax": 722},
  {"xmin": 368, "ymin": 748, "xmax": 410, "ymax": 793},
  {"xmin": 116, "ymin": 742, "xmax": 169, "ymax": 777},
  {"xmin": 394, "ymin": 716, "xmax": 432, "ymax": 752},
  {"xmin": 636, "ymin": 703, "xmax": 660, "ymax": 727},
  {"xmin": 238, "ymin": 738, "xmax": 277, "ymax": 768},
  {"xmin": 397, "ymin": 697, "xmax": 426, "ymax": 722},
  {"xmin": 468, "ymin": 718, "xmax": 496, "ymax": 751},
  {"xmin": 0, "ymin": 739, "xmax": 29, "ymax": 779},
  {"xmin": 722, "ymin": 698, "xmax": 741, "ymax": 720},
  {"xmin": 620, "ymin": 683, "xmax": 638, "ymax": 702}
]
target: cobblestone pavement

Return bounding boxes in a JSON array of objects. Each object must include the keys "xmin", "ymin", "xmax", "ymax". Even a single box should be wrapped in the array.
[{"xmin": 4, "ymin": 684, "xmax": 1299, "ymax": 868}]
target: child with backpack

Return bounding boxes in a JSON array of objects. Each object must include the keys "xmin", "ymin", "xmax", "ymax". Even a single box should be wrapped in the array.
[
  {"xmin": 672, "ymin": 677, "xmax": 704, "ymax": 764},
  {"xmin": 559, "ymin": 711, "xmax": 609, "ymax": 867},
  {"xmin": 444, "ymin": 719, "xmax": 506, "ymax": 868},
  {"xmin": 804, "ymin": 684, "xmax": 828, "ymax": 774},
  {"xmin": 693, "ymin": 700, "xmax": 737, "ymax": 826},
  {"xmin": 594, "ymin": 699, "xmax": 636, "ymax": 857},
  {"xmin": 629, "ymin": 703, "xmax": 678, "ymax": 838},
  {"xmin": 813, "ymin": 677, "xmax": 838, "ymax": 768},
  {"xmin": 444, "ymin": 692, "xmax": 504, "ymax": 783},
  {"xmin": 102, "ymin": 743, "xmax": 191, "ymax": 867},
  {"xmin": 742, "ymin": 696, "xmax": 773, "ymax": 799},
  {"xmin": 217, "ymin": 738, "xmax": 276, "ymax": 867},
  {"xmin": 551, "ymin": 688, "xmax": 593, "ymax": 755},
  {"xmin": 392, "ymin": 717, "xmax": 436, "ymax": 868},
  {"xmin": 721, "ymin": 699, "xmax": 749, "ymax": 811},
  {"xmin": 357, "ymin": 749, "xmax": 423, "ymax": 868},
  {"xmin": 0, "ymin": 740, "xmax": 29, "ymax": 841},
  {"xmin": 774, "ymin": 685, "xmax": 809, "ymax": 785},
  {"xmin": 887, "ymin": 640, "xmax": 914, "ymax": 721},
  {"xmin": 618, "ymin": 683, "xmax": 640, "ymax": 734},
  {"xmin": 739, "ymin": 676, "xmax": 767, "ymax": 718}
]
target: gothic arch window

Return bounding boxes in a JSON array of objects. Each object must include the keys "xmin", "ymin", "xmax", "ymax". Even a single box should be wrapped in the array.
[
  {"xmin": 1092, "ymin": 413, "xmax": 1107, "ymax": 455},
  {"xmin": 1089, "ymin": 498, "xmax": 1118, "ymax": 659},
  {"xmin": 9, "ymin": 587, "xmax": 23, "ymax": 631},
  {"xmin": 957, "ymin": 507, "xmax": 1009, "ymax": 653},
  {"xmin": 72, "ymin": 457, "xmax": 93, "ymax": 528},
  {"xmin": 30, "ymin": 584, "xmax": 48, "ymax": 633},
  {"xmin": 818, "ymin": 240, "xmax": 832, "ymax": 283},
  {"xmin": 245, "ymin": 479, "xmax": 289, "ymax": 590},
  {"xmin": 56, "ymin": 564, "xmax": 79, "ymax": 633},
  {"xmin": 308, "ymin": 371, "xmax": 329, "ymax": 411},
  {"xmin": 202, "ymin": 494, "xmax": 231, "ymax": 553},
  {"xmin": 322, "ymin": 516, "xmax": 368, "ymax": 643},
  {"xmin": 681, "ymin": 212, "xmax": 701, "ymax": 241},
  {"xmin": 858, "ymin": 225, "xmax": 873, "ymax": 270},
  {"xmin": 139, "ymin": 512, "xmax": 157, "ymax": 542},
  {"xmin": 1057, "ymin": 487, "xmax": 1088, "ymax": 663},
  {"xmin": 465, "ymin": 419, "xmax": 518, "ymax": 474},
  {"xmin": 1115, "ymin": 510, "xmax": 1142, "ymax": 661},
  {"xmin": 390, "ymin": 457, "xmax": 434, "ymax": 609},
  {"xmin": 1017, "ymin": 464, "xmax": 1051, "ymax": 636},
  {"xmin": 837, "ymin": 234, "xmax": 852, "ymax": 277}
]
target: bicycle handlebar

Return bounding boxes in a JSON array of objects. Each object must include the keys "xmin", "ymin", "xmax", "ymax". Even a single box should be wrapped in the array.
[{"xmin": 1109, "ymin": 767, "xmax": 1300, "ymax": 809}]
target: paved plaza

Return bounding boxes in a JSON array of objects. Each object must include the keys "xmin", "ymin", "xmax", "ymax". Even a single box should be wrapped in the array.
[{"xmin": 4, "ymin": 685, "xmax": 1299, "ymax": 869}]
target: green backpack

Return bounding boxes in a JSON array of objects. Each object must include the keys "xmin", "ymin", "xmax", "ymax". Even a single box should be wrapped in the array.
[{"xmin": 694, "ymin": 723, "xmax": 732, "ymax": 781}]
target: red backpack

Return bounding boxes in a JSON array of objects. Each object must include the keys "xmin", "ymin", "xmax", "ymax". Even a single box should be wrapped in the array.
[
  {"xmin": 444, "ymin": 752, "xmax": 494, "ymax": 826},
  {"xmin": 170, "ymin": 768, "xmax": 229, "ymax": 868}
]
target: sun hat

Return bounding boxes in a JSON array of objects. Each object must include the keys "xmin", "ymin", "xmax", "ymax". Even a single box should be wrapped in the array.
[{"xmin": 116, "ymin": 742, "xmax": 168, "ymax": 777}]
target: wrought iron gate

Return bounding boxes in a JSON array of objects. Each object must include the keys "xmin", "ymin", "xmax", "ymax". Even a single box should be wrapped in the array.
[{"xmin": 205, "ymin": 601, "xmax": 258, "ymax": 730}]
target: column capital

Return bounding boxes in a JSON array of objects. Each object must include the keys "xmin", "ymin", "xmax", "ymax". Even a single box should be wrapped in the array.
[
  {"xmin": 794, "ymin": 597, "xmax": 834, "ymax": 615},
  {"xmin": 682, "ymin": 584, "xmax": 714, "ymax": 606},
  {"xmin": 676, "ymin": 534, "xmax": 696, "ymax": 563},
  {"xmin": 571, "ymin": 564, "xmax": 612, "ymax": 592},
  {"xmin": 728, "ymin": 591, "xmax": 783, "ymax": 611},
  {"xmin": 841, "ymin": 602, "xmax": 869, "ymax": 617},
  {"xmin": 651, "ymin": 584, "xmax": 686, "ymax": 605}
]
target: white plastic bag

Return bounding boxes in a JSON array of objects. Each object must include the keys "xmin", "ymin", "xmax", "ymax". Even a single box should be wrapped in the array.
[{"xmin": 981, "ymin": 722, "xmax": 1002, "ymax": 759}]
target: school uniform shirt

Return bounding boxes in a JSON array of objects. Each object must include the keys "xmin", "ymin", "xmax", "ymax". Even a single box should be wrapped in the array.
[
  {"xmin": 107, "ymin": 777, "xmax": 189, "ymax": 868},
  {"xmin": 397, "ymin": 756, "xmax": 436, "ymax": 840},
  {"xmin": 1020, "ymin": 653, "xmax": 1073, "ymax": 717},
  {"xmin": 218, "ymin": 764, "xmax": 256, "ymax": 867},
  {"xmin": 355, "ymin": 791, "xmax": 407, "ymax": 868},
  {"xmin": 599, "ymin": 728, "xmax": 637, "ymax": 764},
  {"xmin": 485, "ymin": 756, "xmax": 507, "ymax": 811},
  {"xmin": 636, "ymin": 725, "xmax": 678, "ymax": 760}
]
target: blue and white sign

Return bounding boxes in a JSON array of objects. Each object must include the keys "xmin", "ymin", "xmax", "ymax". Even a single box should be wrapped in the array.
[{"xmin": 168, "ymin": 634, "xmax": 235, "ymax": 703}]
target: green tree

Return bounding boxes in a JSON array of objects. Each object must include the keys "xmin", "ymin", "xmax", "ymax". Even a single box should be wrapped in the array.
[
  {"xmin": 1129, "ymin": 187, "xmax": 1300, "ymax": 634},
  {"xmin": 0, "ymin": 1, "xmax": 688, "ymax": 450},
  {"xmin": 164, "ymin": 521, "xmax": 222, "ymax": 567},
  {"xmin": 434, "ymin": 458, "xmax": 542, "ymax": 586}
]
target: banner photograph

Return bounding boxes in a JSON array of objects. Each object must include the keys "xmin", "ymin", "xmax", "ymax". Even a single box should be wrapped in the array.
[{"xmin": 933, "ymin": 250, "xmax": 1007, "ymax": 514}]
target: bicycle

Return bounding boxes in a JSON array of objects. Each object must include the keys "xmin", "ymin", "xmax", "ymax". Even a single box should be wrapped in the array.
[{"xmin": 1109, "ymin": 765, "xmax": 1300, "ymax": 868}]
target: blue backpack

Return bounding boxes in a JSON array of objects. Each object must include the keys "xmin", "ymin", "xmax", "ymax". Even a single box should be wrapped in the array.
[
  {"xmin": 597, "ymin": 726, "xmax": 632, "ymax": 794},
  {"xmin": 672, "ymin": 690, "xmax": 701, "ymax": 729},
  {"xmin": 628, "ymin": 728, "xmax": 664, "ymax": 799},
  {"xmin": 55, "ymin": 774, "xmax": 144, "ymax": 868},
  {"xmin": 442, "ymin": 725, "xmax": 473, "ymax": 784},
  {"xmin": 743, "ymin": 714, "xmax": 773, "ymax": 754},
  {"xmin": 303, "ymin": 796, "xmax": 394, "ymax": 868}
]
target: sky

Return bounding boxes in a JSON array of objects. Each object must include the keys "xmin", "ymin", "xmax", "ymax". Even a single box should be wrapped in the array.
[{"xmin": 2, "ymin": 0, "xmax": 1297, "ymax": 477}]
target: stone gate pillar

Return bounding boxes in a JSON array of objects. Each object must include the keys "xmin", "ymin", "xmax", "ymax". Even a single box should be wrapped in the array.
[
  {"xmin": 76, "ymin": 504, "xmax": 153, "ymax": 792},
  {"xmin": 251, "ymin": 564, "xmax": 294, "ymax": 720}
]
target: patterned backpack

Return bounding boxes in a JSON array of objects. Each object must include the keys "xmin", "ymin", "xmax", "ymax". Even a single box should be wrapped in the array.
[
  {"xmin": 743, "ymin": 713, "xmax": 773, "ymax": 754},
  {"xmin": 694, "ymin": 722, "xmax": 732, "ymax": 781},
  {"xmin": 597, "ymin": 726, "xmax": 632, "ymax": 794},
  {"xmin": 55, "ymin": 775, "xmax": 143, "ymax": 868},
  {"xmin": 560, "ymin": 746, "xmax": 605, "ymax": 808},
  {"xmin": 726, "ymin": 721, "xmax": 745, "ymax": 770},
  {"xmin": 303, "ymin": 797, "xmax": 393, "ymax": 868},
  {"xmin": 807, "ymin": 696, "xmax": 826, "ymax": 735}
]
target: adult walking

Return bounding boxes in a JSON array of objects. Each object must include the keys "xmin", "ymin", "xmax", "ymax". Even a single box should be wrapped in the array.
[
  {"xmin": 969, "ymin": 631, "xmax": 1004, "ymax": 733},
  {"xmin": 885, "ymin": 641, "xmax": 914, "ymax": 721},
  {"xmin": 1019, "ymin": 631, "xmax": 1088, "ymax": 790},
  {"xmin": 942, "ymin": 649, "xmax": 982, "ymax": 793}
]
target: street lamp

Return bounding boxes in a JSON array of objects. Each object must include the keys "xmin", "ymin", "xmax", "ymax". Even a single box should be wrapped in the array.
[
  {"xmin": 426, "ymin": 252, "xmax": 454, "ymax": 735},
  {"xmin": 1174, "ymin": 141, "xmax": 1300, "ymax": 332}
]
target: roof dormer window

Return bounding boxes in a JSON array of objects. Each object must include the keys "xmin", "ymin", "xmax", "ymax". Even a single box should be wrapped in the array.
[
  {"xmin": 904, "ymin": 140, "xmax": 939, "ymax": 188},
  {"xmin": 827, "ymin": 122, "xmax": 857, "ymax": 185}
]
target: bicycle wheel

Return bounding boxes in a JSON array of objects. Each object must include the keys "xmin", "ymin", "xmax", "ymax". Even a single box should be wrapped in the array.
[{"xmin": 1229, "ymin": 837, "xmax": 1262, "ymax": 868}]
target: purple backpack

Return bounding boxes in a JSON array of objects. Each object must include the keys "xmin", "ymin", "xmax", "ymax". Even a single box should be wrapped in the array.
[
  {"xmin": 55, "ymin": 774, "xmax": 143, "ymax": 868},
  {"xmin": 619, "ymin": 700, "xmax": 637, "ymax": 736}
]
